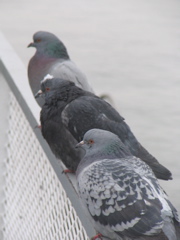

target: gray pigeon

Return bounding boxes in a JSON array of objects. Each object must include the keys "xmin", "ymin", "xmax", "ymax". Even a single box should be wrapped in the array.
[
  {"xmin": 76, "ymin": 129, "xmax": 180, "ymax": 240},
  {"xmin": 35, "ymin": 77, "xmax": 172, "ymax": 180},
  {"xmin": 28, "ymin": 30, "xmax": 93, "ymax": 107}
]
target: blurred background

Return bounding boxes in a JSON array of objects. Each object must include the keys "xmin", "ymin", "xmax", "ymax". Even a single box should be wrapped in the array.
[{"xmin": 0, "ymin": 0, "xmax": 180, "ymax": 211}]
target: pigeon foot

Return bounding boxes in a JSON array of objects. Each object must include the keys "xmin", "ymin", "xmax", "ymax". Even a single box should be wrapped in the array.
[{"xmin": 91, "ymin": 233, "xmax": 103, "ymax": 240}]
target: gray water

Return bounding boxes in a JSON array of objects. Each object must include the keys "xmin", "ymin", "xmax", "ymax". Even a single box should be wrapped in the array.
[{"xmin": 0, "ymin": 0, "xmax": 180, "ymax": 212}]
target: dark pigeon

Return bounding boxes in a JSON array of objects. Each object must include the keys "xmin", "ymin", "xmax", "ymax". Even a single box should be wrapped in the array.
[
  {"xmin": 28, "ymin": 30, "xmax": 93, "ymax": 107},
  {"xmin": 35, "ymin": 77, "xmax": 172, "ymax": 180},
  {"xmin": 76, "ymin": 128, "xmax": 180, "ymax": 240}
]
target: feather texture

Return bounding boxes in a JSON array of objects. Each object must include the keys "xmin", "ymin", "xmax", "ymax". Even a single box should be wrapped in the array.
[{"xmin": 76, "ymin": 129, "xmax": 180, "ymax": 240}]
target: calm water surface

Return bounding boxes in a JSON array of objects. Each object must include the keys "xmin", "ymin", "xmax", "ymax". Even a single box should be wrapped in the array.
[{"xmin": 0, "ymin": 0, "xmax": 180, "ymax": 211}]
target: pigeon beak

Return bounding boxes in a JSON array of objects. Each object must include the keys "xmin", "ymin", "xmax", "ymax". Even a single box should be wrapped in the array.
[
  {"xmin": 27, "ymin": 42, "xmax": 35, "ymax": 48},
  {"xmin": 34, "ymin": 90, "xmax": 43, "ymax": 99},
  {"xmin": 76, "ymin": 141, "xmax": 85, "ymax": 148}
]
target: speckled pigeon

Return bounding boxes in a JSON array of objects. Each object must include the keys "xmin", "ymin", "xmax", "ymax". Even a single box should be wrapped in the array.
[
  {"xmin": 28, "ymin": 30, "xmax": 93, "ymax": 107},
  {"xmin": 35, "ymin": 77, "xmax": 172, "ymax": 180},
  {"xmin": 76, "ymin": 129, "xmax": 180, "ymax": 240}
]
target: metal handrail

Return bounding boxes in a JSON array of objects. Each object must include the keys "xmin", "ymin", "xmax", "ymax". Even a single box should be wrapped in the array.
[{"xmin": 0, "ymin": 31, "xmax": 95, "ymax": 239}]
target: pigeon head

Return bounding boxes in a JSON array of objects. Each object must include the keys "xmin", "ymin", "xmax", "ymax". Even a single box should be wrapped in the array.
[
  {"xmin": 35, "ymin": 76, "xmax": 77, "ymax": 101},
  {"xmin": 28, "ymin": 31, "xmax": 69, "ymax": 59},
  {"xmin": 77, "ymin": 129, "xmax": 132, "ymax": 159}
]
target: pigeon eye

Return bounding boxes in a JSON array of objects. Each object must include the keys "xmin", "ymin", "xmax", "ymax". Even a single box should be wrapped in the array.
[
  {"xmin": 88, "ymin": 139, "xmax": 94, "ymax": 145},
  {"xmin": 35, "ymin": 38, "xmax": 41, "ymax": 43},
  {"xmin": 45, "ymin": 87, "xmax": 50, "ymax": 91}
]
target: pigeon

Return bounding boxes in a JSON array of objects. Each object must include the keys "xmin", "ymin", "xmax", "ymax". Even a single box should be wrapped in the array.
[
  {"xmin": 35, "ymin": 76, "xmax": 172, "ymax": 180},
  {"xmin": 76, "ymin": 128, "xmax": 180, "ymax": 240},
  {"xmin": 28, "ymin": 30, "xmax": 94, "ymax": 107}
]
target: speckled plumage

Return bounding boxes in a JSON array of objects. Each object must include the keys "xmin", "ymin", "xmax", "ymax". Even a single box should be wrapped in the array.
[
  {"xmin": 76, "ymin": 129, "xmax": 180, "ymax": 240},
  {"xmin": 38, "ymin": 77, "xmax": 172, "ymax": 180},
  {"xmin": 28, "ymin": 31, "xmax": 93, "ymax": 107}
]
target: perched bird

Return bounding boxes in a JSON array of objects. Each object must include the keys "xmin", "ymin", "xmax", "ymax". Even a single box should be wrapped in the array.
[
  {"xmin": 28, "ymin": 30, "xmax": 93, "ymax": 106},
  {"xmin": 76, "ymin": 128, "xmax": 180, "ymax": 240},
  {"xmin": 35, "ymin": 76, "xmax": 172, "ymax": 180}
]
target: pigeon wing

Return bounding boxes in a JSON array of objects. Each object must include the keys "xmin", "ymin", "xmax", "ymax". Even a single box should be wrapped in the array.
[
  {"xmin": 78, "ymin": 157, "xmax": 173, "ymax": 239},
  {"xmin": 61, "ymin": 95, "xmax": 125, "ymax": 142},
  {"xmin": 97, "ymin": 115, "xmax": 172, "ymax": 181},
  {"xmin": 49, "ymin": 60, "xmax": 94, "ymax": 92},
  {"xmin": 61, "ymin": 95, "xmax": 172, "ymax": 180}
]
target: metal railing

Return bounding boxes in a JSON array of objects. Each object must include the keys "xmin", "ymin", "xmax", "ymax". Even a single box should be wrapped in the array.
[{"xmin": 0, "ymin": 32, "xmax": 96, "ymax": 240}]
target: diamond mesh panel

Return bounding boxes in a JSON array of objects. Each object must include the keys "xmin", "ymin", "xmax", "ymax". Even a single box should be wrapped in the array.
[{"xmin": 2, "ymin": 93, "xmax": 89, "ymax": 240}]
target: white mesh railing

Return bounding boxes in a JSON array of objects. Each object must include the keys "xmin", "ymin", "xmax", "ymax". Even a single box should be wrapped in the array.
[
  {"xmin": 2, "ymin": 93, "xmax": 89, "ymax": 240},
  {"xmin": 0, "ymin": 32, "xmax": 95, "ymax": 240}
]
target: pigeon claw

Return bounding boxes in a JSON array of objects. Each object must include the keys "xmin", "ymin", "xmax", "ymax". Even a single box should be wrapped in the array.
[
  {"xmin": 91, "ymin": 233, "xmax": 103, "ymax": 240},
  {"xmin": 34, "ymin": 124, "xmax": 42, "ymax": 129},
  {"xmin": 62, "ymin": 169, "xmax": 75, "ymax": 174}
]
